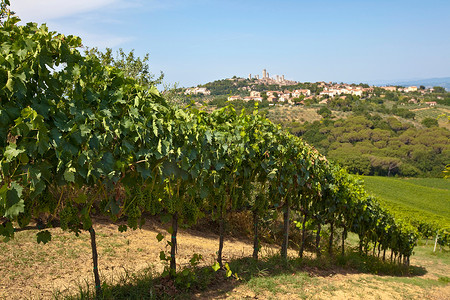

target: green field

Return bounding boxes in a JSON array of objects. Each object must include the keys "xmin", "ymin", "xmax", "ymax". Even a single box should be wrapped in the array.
[{"xmin": 362, "ymin": 176, "xmax": 450, "ymax": 225}]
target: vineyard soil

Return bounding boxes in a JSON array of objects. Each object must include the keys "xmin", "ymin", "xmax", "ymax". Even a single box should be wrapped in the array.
[{"xmin": 0, "ymin": 218, "xmax": 448, "ymax": 299}]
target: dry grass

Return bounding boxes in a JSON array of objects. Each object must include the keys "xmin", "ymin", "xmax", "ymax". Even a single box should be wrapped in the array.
[
  {"xmin": 266, "ymin": 106, "xmax": 322, "ymax": 123},
  {"xmin": 0, "ymin": 218, "xmax": 449, "ymax": 299},
  {"xmin": 0, "ymin": 217, "xmax": 287, "ymax": 299}
]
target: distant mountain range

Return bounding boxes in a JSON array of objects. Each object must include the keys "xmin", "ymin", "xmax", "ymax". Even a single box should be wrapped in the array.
[{"xmin": 371, "ymin": 77, "xmax": 450, "ymax": 90}]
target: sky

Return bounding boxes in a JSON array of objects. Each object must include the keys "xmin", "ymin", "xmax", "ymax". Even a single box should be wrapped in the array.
[{"xmin": 9, "ymin": 0, "xmax": 450, "ymax": 88}]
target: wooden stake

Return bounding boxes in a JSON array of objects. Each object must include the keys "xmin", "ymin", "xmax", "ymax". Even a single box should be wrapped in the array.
[{"xmin": 89, "ymin": 226, "xmax": 101, "ymax": 297}]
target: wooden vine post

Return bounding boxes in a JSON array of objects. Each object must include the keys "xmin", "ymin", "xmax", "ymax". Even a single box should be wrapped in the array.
[
  {"xmin": 252, "ymin": 209, "xmax": 259, "ymax": 260},
  {"xmin": 170, "ymin": 212, "xmax": 179, "ymax": 271},
  {"xmin": 89, "ymin": 226, "xmax": 102, "ymax": 296}
]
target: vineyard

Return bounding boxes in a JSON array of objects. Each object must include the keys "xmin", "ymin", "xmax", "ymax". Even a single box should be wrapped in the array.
[
  {"xmin": 363, "ymin": 176, "xmax": 450, "ymax": 247},
  {"xmin": 0, "ymin": 7, "xmax": 436, "ymax": 298}
]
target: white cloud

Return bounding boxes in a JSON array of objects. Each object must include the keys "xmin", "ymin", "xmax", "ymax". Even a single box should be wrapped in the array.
[
  {"xmin": 10, "ymin": 0, "xmax": 119, "ymax": 22},
  {"xmin": 39, "ymin": 20, "xmax": 134, "ymax": 49},
  {"xmin": 80, "ymin": 33, "xmax": 135, "ymax": 49},
  {"xmin": 9, "ymin": 1, "xmax": 135, "ymax": 49},
  {"xmin": 9, "ymin": 0, "xmax": 191, "ymax": 23},
  {"xmin": 8, "ymin": 0, "xmax": 193, "ymax": 52}
]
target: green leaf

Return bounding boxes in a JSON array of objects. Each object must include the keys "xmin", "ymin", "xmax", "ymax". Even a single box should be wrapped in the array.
[
  {"xmin": 0, "ymin": 221, "xmax": 14, "ymax": 239},
  {"xmin": 157, "ymin": 139, "xmax": 162, "ymax": 154},
  {"xmin": 5, "ymin": 74, "xmax": 14, "ymax": 91},
  {"xmin": 167, "ymin": 226, "xmax": 174, "ymax": 235},
  {"xmin": 159, "ymin": 251, "xmax": 166, "ymax": 261},
  {"xmin": 152, "ymin": 119, "xmax": 158, "ymax": 137},
  {"xmin": 214, "ymin": 161, "xmax": 225, "ymax": 171},
  {"xmin": 0, "ymin": 183, "xmax": 9, "ymax": 202},
  {"xmin": 37, "ymin": 131, "xmax": 50, "ymax": 155},
  {"xmin": 4, "ymin": 145, "xmax": 25, "ymax": 162},
  {"xmin": 53, "ymin": 112, "xmax": 70, "ymax": 132},
  {"xmin": 211, "ymin": 262, "xmax": 220, "ymax": 272},
  {"xmin": 205, "ymin": 130, "xmax": 212, "ymax": 143},
  {"xmin": 63, "ymin": 167, "xmax": 75, "ymax": 183},
  {"xmin": 98, "ymin": 152, "xmax": 114, "ymax": 175},
  {"xmin": 18, "ymin": 152, "xmax": 29, "ymax": 164},
  {"xmin": 37, "ymin": 230, "xmax": 52, "ymax": 244},
  {"xmin": 267, "ymin": 168, "xmax": 277, "ymax": 180},
  {"xmin": 118, "ymin": 225, "xmax": 128, "ymax": 232},
  {"xmin": 29, "ymin": 180, "xmax": 46, "ymax": 199},
  {"xmin": 224, "ymin": 263, "xmax": 232, "ymax": 277},
  {"xmin": 4, "ymin": 182, "xmax": 24, "ymax": 218},
  {"xmin": 156, "ymin": 232, "xmax": 164, "ymax": 242}
]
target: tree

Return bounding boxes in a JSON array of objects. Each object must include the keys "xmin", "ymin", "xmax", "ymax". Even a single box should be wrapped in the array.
[
  {"xmin": 292, "ymin": 95, "xmax": 305, "ymax": 103},
  {"xmin": 85, "ymin": 48, "xmax": 164, "ymax": 88},
  {"xmin": 369, "ymin": 156, "xmax": 402, "ymax": 176},
  {"xmin": 318, "ymin": 106, "xmax": 332, "ymax": 118},
  {"xmin": 0, "ymin": 0, "xmax": 13, "ymax": 25},
  {"xmin": 433, "ymin": 86, "xmax": 446, "ymax": 93},
  {"xmin": 421, "ymin": 117, "xmax": 438, "ymax": 128},
  {"xmin": 261, "ymin": 92, "xmax": 268, "ymax": 101},
  {"xmin": 328, "ymin": 150, "xmax": 372, "ymax": 175}
]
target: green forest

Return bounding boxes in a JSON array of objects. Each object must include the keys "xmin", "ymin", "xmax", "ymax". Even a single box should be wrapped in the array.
[{"xmin": 289, "ymin": 115, "xmax": 449, "ymax": 177}]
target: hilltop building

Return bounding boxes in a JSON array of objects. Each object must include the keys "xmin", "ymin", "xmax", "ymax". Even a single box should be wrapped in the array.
[
  {"xmin": 404, "ymin": 86, "xmax": 418, "ymax": 93},
  {"xmin": 184, "ymin": 87, "xmax": 211, "ymax": 95},
  {"xmin": 249, "ymin": 69, "xmax": 297, "ymax": 86},
  {"xmin": 381, "ymin": 86, "xmax": 397, "ymax": 92}
]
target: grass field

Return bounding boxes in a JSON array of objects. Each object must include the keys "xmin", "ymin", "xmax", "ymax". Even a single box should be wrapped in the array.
[{"xmin": 362, "ymin": 176, "xmax": 450, "ymax": 225}]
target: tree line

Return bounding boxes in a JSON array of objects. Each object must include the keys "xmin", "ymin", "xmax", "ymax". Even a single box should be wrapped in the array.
[{"xmin": 289, "ymin": 115, "xmax": 449, "ymax": 177}]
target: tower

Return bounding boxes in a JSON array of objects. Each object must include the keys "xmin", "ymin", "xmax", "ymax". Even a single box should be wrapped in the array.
[{"xmin": 263, "ymin": 69, "xmax": 267, "ymax": 79}]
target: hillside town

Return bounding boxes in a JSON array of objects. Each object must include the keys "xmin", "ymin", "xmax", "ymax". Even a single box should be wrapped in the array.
[
  {"xmin": 247, "ymin": 68, "xmax": 298, "ymax": 86},
  {"xmin": 184, "ymin": 69, "xmax": 439, "ymax": 106}
]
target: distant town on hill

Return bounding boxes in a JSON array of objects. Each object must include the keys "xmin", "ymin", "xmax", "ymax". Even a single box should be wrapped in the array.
[
  {"xmin": 184, "ymin": 70, "xmax": 449, "ymax": 95},
  {"xmin": 181, "ymin": 69, "xmax": 449, "ymax": 108}
]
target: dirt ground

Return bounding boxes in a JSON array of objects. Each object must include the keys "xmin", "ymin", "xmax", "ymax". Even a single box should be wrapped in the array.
[
  {"xmin": 0, "ymin": 218, "xmax": 449, "ymax": 299},
  {"xmin": 0, "ymin": 218, "xmax": 285, "ymax": 299}
]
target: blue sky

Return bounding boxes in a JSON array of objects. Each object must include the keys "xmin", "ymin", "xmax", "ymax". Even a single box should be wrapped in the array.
[{"xmin": 10, "ymin": 0, "xmax": 450, "ymax": 87}]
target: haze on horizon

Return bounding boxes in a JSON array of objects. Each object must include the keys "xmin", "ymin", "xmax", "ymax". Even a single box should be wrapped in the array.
[{"xmin": 10, "ymin": 0, "xmax": 450, "ymax": 87}]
